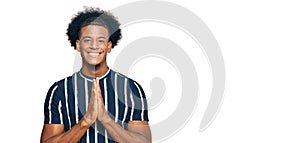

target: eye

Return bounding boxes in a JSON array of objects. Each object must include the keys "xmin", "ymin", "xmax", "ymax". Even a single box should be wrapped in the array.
[
  {"xmin": 98, "ymin": 40, "xmax": 105, "ymax": 43},
  {"xmin": 83, "ymin": 39, "xmax": 91, "ymax": 42}
]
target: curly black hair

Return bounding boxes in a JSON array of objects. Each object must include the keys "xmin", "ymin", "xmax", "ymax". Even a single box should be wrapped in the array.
[{"xmin": 66, "ymin": 7, "xmax": 122, "ymax": 49}]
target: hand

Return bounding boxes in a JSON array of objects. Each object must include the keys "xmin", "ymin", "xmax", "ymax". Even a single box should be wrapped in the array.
[
  {"xmin": 94, "ymin": 77, "xmax": 111, "ymax": 123},
  {"xmin": 82, "ymin": 78, "xmax": 99, "ymax": 126}
]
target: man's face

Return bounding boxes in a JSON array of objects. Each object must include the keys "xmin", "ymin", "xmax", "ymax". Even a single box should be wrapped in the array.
[{"xmin": 76, "ymin": 25, "xmax": 112, "ymax": 66}]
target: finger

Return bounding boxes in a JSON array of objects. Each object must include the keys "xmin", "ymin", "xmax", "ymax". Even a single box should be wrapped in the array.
[
  {"xmin": 92, "ymin": 79, "xmax": 98, "ymax": 96},
  {"xmin": 92, "ymin": 79, "xmax": 96, "ymax": 89},
  {"xmin": 95, "ymin": 77, "xmax": 103, "ymax": 99},
  {"xmin": 96, "ymin": 77, "xmax": 102, "ymax": 94},
  {"xmin": 93, "ymin": 79, "xmax": 97, "ymax": 88},
  {"xmin": 96, "ymin": 77, "xmax": 100, "ymax": 86}
]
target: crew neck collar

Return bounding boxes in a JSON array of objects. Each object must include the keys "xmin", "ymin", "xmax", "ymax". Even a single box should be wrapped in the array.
[{"xmin": 78, "ymin": 68, "xmax": 111, "ymax": 81}]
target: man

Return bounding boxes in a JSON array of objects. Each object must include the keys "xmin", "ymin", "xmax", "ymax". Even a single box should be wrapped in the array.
[{"xmin": 40, "ymin": 7, "xmax": 151, "ymax": 143}]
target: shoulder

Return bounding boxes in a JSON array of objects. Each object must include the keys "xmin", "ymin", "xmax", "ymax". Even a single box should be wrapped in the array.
[
  {"xmin": 47, "ymin": 74, "xmax": 75, "ymax": 94},
  {"xmin": 55, "ymin": 74, "xmax": 74, "ymax": 85},
  {"xmin": 110, "ymin": 69, "xmax": 141, "ymax": 86},
  {"xmin": 111, "ymin": 70, "xmax": 146, "ymax": 99},
  {"xmin": 45, "ymin": 74, "xmax": 76, "ymax": 103},
  {"xmin": 110, "ymin": 69, "xmax": 129, "ymax": 79}
]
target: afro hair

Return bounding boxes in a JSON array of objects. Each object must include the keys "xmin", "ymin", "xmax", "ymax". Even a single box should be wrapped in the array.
[{"xmin": 66, "ymin": 7, "xmax": 122, "ymax": 49}]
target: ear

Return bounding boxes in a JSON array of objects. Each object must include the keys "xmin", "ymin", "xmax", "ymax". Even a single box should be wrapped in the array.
[
  {"xmin": 107, "ymin": 41, "xmax": 113, "ymax": 53},
  {"xmin": 75, "ymin": 40, "xmax": 80, "ymax": 52}
]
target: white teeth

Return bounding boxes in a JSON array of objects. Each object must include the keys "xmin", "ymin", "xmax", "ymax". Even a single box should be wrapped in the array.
[{"xmin": 88, "ymin": 53, "xmax": 99, "ymax": 56}]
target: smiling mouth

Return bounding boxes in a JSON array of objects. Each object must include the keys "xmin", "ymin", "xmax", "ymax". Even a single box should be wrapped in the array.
[
  {"xmin": 88, "ymin": 52, "xmax": 102, "ymax": 58},
  {"xmin": 89, "ymin": 52, "xmax": 99, "ymax": 56}
]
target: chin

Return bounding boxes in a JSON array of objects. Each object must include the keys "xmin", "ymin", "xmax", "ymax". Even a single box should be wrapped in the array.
[
  {"xmin": 83, "ymin": 57, "xmax": 105, "ymax": 67},
  {"xmin": 86, "ymin": 61, "xmax": 103, "ymax": 67}
]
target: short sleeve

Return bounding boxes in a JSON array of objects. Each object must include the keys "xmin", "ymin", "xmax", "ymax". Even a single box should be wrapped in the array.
[
  {"xmin": 129, "ymin": 81, "xmax": 149, "ymax": 121},
  {"xmin": 43, "ymin": 82, "xmax": 63, "ymax": 124}
]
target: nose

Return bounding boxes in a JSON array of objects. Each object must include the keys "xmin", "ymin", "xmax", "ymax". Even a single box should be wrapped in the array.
[{"xmin": 90, "ymin": 40, "xmax": 99, "ymax": 49}]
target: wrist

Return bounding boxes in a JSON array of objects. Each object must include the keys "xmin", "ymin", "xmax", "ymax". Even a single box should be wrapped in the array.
[
  {"xmin": 80, "ymin": 118, "xmax": 92, "ymax": 128},
  {"xmin": 98, "ymin": 114, "xmax": 112, "ymax": 124}
]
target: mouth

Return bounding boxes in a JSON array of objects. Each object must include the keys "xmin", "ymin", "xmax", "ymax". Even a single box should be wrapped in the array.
[{"xmin": 88, "ymin": 52, "xmax": 101, "ymax": 58}]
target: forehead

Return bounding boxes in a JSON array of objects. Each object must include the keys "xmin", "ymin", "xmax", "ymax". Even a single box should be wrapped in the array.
[{"xmin": 80, "ymin": 25, "xmax": 109, "ymax": 37}]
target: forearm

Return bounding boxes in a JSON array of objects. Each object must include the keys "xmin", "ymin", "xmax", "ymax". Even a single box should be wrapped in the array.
[
  {"xmin": 42, "ymin": 119, "xmax": 90, "ymax": 143},
  {"xmin": 102, "ymin": 118, "xmax": 151, "ymax": 143}
]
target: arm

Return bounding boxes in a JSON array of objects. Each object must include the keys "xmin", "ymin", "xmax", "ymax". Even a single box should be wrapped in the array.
[
  {"xmin": 40, "ymin": 119, "xmax": 91, "ymax": 143},
  {"xmin": 41, "ymin": 79, "xmax": 100, "ymax": 143},
  {"xmin": 101, "ymin": 119, "xmax": 152, "ymax": 143}
]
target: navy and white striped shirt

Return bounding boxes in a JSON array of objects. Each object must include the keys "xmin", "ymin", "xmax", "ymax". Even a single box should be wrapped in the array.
[{"xmin": 44, "ymin": 69, "xmax": 149, "ymax": 143}]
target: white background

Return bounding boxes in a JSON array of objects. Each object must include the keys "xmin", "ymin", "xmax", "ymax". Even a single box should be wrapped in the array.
[{"xmin": 0, "ymin": 0, "xmax": 299, "ymax": 142}]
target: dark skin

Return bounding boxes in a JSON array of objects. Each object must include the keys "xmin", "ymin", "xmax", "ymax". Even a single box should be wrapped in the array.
[{"xmin": 40, "ymin": 25, "xmax": 151, "ymax": 143}]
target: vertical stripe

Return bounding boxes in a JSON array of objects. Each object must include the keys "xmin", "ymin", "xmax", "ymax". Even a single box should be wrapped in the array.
[
  {"xmin": 95, "ymin": 121, "xmax": 98, "ymax": 143},
  {"xmin": 104, "ymin": 78, "xmax": 108, "ymax": 143},
  {"xmin": 48, "ymin": 85, "xmax": 58, "ymax": 124},
  {"xmin": 84, "ymin": 79, "xmax": 90, "ymax": 143},
  {"xmin": 58, "ymin": 100, "xmax": 63, "ymax": 123},
  {"xmin": 74, "ymin": 73, "xmax": 79, "ymax": 123},
  {"xmin": 64, "ymin": 78, "xmax": 71, "ymax": 128},
  {"xmin": 130, "ymin": 92, "xmax": 135, "ymax": 121},
  {"xmin": 122, "ymin": 78, "xmax": 128, "ymax": 127},
  {"xmin": 114, "ymin": 74, "xmax": 119, "ymax": 122},
  {"xmin": 134, "ymin": 82, "xmax": 145, "ymax": 120}
]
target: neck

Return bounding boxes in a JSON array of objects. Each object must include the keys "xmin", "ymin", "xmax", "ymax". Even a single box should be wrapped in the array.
[{"xmin": 81, "ymin": 62, "xmax": 109, "ymax": 78}]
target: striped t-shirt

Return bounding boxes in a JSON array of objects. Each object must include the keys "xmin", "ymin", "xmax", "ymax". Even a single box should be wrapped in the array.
[{"xmin": 43, "ymin": 69, "xmax": 149, "ymax": 143}]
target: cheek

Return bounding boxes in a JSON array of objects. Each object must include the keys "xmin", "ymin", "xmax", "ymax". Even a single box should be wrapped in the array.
[{"xmin": 79, "ymin": 44, "xmax": 87, "ymax": 51}]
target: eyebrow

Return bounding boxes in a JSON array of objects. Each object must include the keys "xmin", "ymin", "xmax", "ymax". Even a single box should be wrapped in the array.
[{"xmin": 81, "ymin": 36, "xmax": 108, "ymax": 39}]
